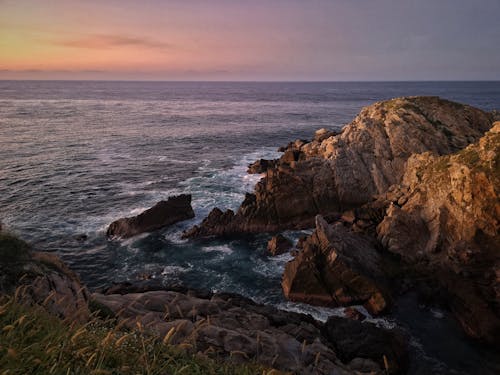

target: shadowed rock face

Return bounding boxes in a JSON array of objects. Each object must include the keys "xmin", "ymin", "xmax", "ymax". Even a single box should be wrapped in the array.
[
  {"xmin": 107, "ymin": 194, "xmax": 195, "ymax": 238},
  {"xmin": 185, "ymin": 96, "xmax": 493, "ymax": 238},
  {"xmin": 93, "ymin": 283, "xmax": 408, "ymax": 374},
  {"xmin": 282, "ymin": 216, "xmax": 390, "ymax": 315},
  {"xmin": 0, "ymin": 233, "xmax": 90, "ymax": 323},
  {"xmin": 324, "ymin": 317, "xmax": 409, "ymax": 375},
  {"xmin": 267, "ymin": 234, "xmax": 292, "ymax": 256},
  {"xmin": 377, "ymin": 123, "xmax": 500, "ymax": 344}
]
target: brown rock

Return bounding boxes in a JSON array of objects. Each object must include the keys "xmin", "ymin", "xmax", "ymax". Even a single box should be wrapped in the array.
[
  {"xmin": 107, "ymin": 194, "xmax": 195, "ymax": 238},
  {"xmin": 247, "ymin": 158, "xmax": 277, "ymax": 174},
  {"xmin": 377, "ymin": 123, "xmax": 500, "ymax": 343},
  {"xmin": 186, "ymin": 97, "xmax": 493, "ymax": 238},
  {"xmin": 92, "ymin": 288, "xmax": 383, "ymax": 374},
  {"xmin": 282, "ymin": 216, "xmax": 390, "ymax": 315},
  {"xmin": 267, "ymin": 234, "xmax": 292, "ymax": 256}
]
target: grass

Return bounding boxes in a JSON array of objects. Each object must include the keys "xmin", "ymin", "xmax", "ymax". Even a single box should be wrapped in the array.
[{"xmin": 0, "ymin": 295, "xmax": 268, "ymax": 375}]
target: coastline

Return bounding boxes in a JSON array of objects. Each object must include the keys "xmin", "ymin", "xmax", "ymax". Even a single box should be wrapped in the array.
[{"xmin": 1, "ymin": 93, "xmax": 499, "ymax": 374}]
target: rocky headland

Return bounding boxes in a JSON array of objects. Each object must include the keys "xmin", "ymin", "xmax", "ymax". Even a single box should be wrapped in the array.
[
  {"xmin": 184, "ymin": 96, "xmax": 492, "ymax": 237},
  {"xmin": 2, "ymin": 96, "xmax": 498, "ymax": 374},
  {"xmin": 184, "ymin": 96, "xmax": 499, "ymax": 346}
]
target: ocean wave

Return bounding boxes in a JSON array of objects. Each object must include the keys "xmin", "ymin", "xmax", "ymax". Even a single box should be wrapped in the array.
[{"xmin": 201, "ymin": 245, "xmax": 233, "ymax": 254}]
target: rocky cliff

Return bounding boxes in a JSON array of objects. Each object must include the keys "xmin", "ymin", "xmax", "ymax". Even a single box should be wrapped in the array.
[
  {"xmin": 281, "ymin": 121, "xmax": 499, "ymax": 344},
  {"xmin": 185, "ymin": 96, "xmax": 493, "ymax": 237},
  {"xmin": 377, "ymin": 122, "xmax": 500, "ymax": 343}
]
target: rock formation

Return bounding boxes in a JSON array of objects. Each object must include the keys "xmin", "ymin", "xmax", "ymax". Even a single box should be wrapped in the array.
[
  {"xmin": 107, "ymin": 194, "xmax": 195, "ymax": 238},
  {"xmin": 247, "ymin": 158, "xmax": 277, "ymax": 174},
  {"xmin": 185, "ymin": 96, "xmax": 493, "ymax": 238},
  {"xmin": 0, "ymin": 233, "xmax": 90, "ymax": 323},
  {"xmin": 267, "ymin": 234, "xmax": 292, "ymax": 255},
  {"xmin": 93, "ymin": 283, "xmax": 408, "ymax": 374},
  {"xmin": 377, "ymin": 122, "xmax": 500, "ymax": 344},
  {"xmin": 282, "ymin": 216, "xmax": 390, "ymax": 315}
]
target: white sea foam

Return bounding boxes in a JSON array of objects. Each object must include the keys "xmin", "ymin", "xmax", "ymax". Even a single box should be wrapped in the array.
[
  {"xmin": 276, "ymin": 301, "xmax": 345, "ymax": 322},
  {"xmin": 161, "ymin": 265, "xmax": 190, "ymax": 276},
  {"xmin": 202, "ymin": 245, "xmax": 233, "ymax": 254}
]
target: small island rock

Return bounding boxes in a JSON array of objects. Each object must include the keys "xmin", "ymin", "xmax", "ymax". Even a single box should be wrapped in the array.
[{"xmin": 107, "ymin": 194, "xmax": 195, "ymax": 238}]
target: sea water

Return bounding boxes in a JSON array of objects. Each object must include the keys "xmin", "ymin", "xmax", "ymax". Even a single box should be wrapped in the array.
[{"xmin": 1, "ymin": 80, "xmax": 499, "ymax": 374}]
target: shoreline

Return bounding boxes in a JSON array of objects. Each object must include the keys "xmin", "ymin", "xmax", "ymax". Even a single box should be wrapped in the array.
[{"xmin": 1, "ymin": 95, "xmax": 499, "ymax": 374}]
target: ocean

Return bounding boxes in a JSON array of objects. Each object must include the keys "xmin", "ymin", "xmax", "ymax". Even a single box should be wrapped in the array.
[{"xmin": 1, "ymin": 80, "xmax": 499, "ymax": 374}]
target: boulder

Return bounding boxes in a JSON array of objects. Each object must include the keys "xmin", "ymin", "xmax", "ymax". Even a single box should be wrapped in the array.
[
  {"xmin": 267, "ymin": 234, "xmax": 293, "ymax": 256},
  {"xmin": 107, "ymin": 194, "xmax": 195, "ymax": 238},
  {"xmin": 186, "ymin": 97, "xmax": 493, "ymax": 238},
  {"xmin": 324, "ymin": 316, "xmax": 409, "ymax": 374},
  {"xmin": 282, "ymin": 216, "xmax": 390, "ymax": 315}
]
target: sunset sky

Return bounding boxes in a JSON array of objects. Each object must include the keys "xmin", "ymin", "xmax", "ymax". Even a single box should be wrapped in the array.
[{"xmin": 1, "ymin": 0, "xmax": 499, "ymax": 81}]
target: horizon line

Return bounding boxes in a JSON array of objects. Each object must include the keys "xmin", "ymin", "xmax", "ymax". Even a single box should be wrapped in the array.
[{"xmin": 1, "ymin": 79, "xmax": 500, "ymax": 83}]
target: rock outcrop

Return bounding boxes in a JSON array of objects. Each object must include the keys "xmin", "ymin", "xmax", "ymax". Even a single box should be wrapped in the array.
[
  {"xmin": 267, "ymin": 234, "xmax": 292, "ymax": 256},
  {"xmin": 377, "ymin": 123, "xmax": 500, "ymax": 344},
  {"xmin": 0, "ymin": 233, "xmax": 90, "ymax": 323},
  {"xmin": 107, "ymin": 194, "xmax": 195, "ymax": 238},
  {"xmin": 247, "ymin": 159, "xmax": 277, "ymax": 174},
  {"xmin": 282, "ymin": 216, "xmax": 390, "ymax": 315},
  {"xmin": 186, "ymin": 97, "xmax": 493, "ymax": 237},
  {"xmin": 93, "ymin": 284, "xmax": 408, "ymax": 374},
  {"xmin": 324, "ymin": 316, "xmax": 409, "ymax": 374}
]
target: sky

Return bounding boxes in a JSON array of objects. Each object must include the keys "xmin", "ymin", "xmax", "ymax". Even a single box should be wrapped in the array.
[{"xmin": 1, "ymin": 0, "xmax": 499, "ymax": 81}]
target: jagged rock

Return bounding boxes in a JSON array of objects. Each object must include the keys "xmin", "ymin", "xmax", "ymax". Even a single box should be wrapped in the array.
[
  {"xmin": 93, "ymin": 284, "xmax": 406, "ymax": 374},
  {"xmin": 186, "ymin": 97, "xmax": 493, "ymax": 238},
  {"xmin": 247, "ymin": 159, "xmax": 277, "ymax": 174},
  {"xmin": 182, "ymin": 207, "xmax": 235, "ymax": 238},
  {"xmin": 267, "ymin": 234, "xmax": 293, "ymax": 256},
  {"xmin": 295, "ymin": 235, "xmax": 308, "ymax": 249},
  {"xmin": 314, "ymin": 128, "xmax": 336, "ymax": 142},
  {"xmin": 282, "ymin": 216, "xmax": 390, "ymax": 315},
  {"xmin": 107, "ymin": 194, "xmax": 195, "ymax": 238},
  {"xmin": 377, "ymin": 123, "xmax": 500, "ymax": 344},
  {"xmin": 323, "ymin": 316, "xmax": 409, "ymax": 375}
]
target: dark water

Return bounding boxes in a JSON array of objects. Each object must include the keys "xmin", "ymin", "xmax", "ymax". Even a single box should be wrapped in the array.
[{"xmin": 1, "ymin": 81, "xmax": 499, "ymax": 374}]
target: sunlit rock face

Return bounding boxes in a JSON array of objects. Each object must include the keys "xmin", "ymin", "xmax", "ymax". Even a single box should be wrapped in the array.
[{"xmin": 185, "ymin": 96, "xmax": 493, "ymax": 237}]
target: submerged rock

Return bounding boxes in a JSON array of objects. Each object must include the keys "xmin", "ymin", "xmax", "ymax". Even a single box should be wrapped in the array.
[
  {"xmin": 267, "ymin": 234, "xmax": 292, "ymax": 256},
  {"xmin": 107, "ymin": 194, "xmax": 195, "ymax": 238},
  {"xmin": 186, "ymin": 96, "xmax": 493, "ymax": 237}
]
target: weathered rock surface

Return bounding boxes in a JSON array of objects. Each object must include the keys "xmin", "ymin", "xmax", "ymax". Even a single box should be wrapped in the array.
[
  {"xmin": 324, "ymin": 317, "xmax": 409, "ymax": 374},
  {"xmin": 282, "ymin": 216, "xmax": 390, "ymax": 315},
  {"xmin": 0, "ymin": 234, "xmax": 90, "ymax": 323},
  {"xmin": 107, "ymin": 194, "xmax": 195, "ymax": 238},
  {"xmin": 247, "ymin": 158, "xmax": 277, "ymax": 174},
  {"xmin": 186, "ymin": 97, "xmax": 493, "ymax": 237},
  {"xmin": 93, "ymin": 284, "xmax": 407, "ymax": 374},
  {"xmin": 377, "ymin": 123, "xmax": 500, "ymax": 344},
  {"xmin": 267, "ymin": 234, "xmax": 293, "ymax": 256}
]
